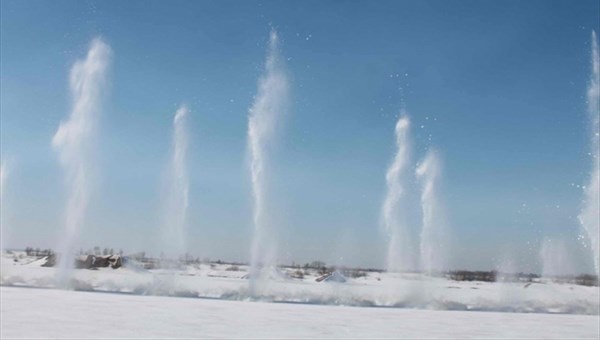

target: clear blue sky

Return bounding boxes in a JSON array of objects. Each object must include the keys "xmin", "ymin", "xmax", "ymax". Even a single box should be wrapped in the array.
[{"xmin": 1, "ymin": 0, "xmax": 599, "ymax": 272}]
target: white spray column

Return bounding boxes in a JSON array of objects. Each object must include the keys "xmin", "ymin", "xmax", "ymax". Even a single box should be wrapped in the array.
[
  {"xmin": 382, "ymin": 113, "xmax": 414, "ymax": 272},
  {"xmin": 579, "ymin": 31, "xmax": 600, "ymax": 276},
  {"xmin": 247, "ymin": 30, "xmax": 290, "ymax": 291},
  {"xmin": 163, "ymin": 105, "xmax": 190, "ymax": 260},
  {"xmin": 52, "ymin": 38, "xmax": 111, "ymax": 285},
  {"xmin": 416, "ymin": 149, "xmax": 446, "ymax": 275}
]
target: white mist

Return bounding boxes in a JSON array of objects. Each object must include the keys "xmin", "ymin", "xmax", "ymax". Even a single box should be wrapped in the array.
[
  {"xmin": 0, "ymin": 163, "xmax": 6, "ymax": 200},
  {"xmin": 540, "ymin": 237, "xmax": 574, "ymax": 278},
  {"xmin": 1, "ymin": 162, "xmax": 7, "ymax": 251}
]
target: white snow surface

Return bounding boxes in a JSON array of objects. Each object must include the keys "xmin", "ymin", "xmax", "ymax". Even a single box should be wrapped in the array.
[
  {"xmin": 2, "ymin": 286, "xmax": 599, "ymax": 339},
  {"xmin": 2, "ymin": 256, "xmax": 598, "ymax": 314},
  {"xmin": 1, "ymin": 252, "xmax": 599, "ymax": 338}
]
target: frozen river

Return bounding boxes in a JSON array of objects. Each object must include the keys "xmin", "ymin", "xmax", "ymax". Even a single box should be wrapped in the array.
[{"xmin": 2, "ymin": 286, "xmax": 598, "ymax": 339}]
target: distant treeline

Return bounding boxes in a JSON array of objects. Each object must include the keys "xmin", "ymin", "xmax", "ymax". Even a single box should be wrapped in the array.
[
  {"xmin": 24, "ymin": 247, "xmax": 54, "ymax": 257},
  {"xmin": 448, "ymin": 270, "xmax": 501, "ymax": 282},
  {"xmin": 15, "ymin": 248, "xmax": 599, "ymax": 287},
  {"xmin": 541, "ymin": 274, "xmax": 598, "ymax": 287}
]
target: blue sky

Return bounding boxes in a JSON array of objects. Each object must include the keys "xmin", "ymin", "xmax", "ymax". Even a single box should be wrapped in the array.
[{"xmin": 1, "ymin": 0, "xmax": 599, "ymax": 271}]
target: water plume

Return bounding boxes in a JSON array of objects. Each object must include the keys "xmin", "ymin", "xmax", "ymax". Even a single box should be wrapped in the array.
[
  {"xmin": 1, "ymin": 162, "xmax": 7, "ymax": 250},
  {"xmin": 52, "ymin": 38, "xmax": 111, "ymax": 284},
  {"xmin": 0, "ymin": 162, "xmax": 6, "ymax": 212},
  {"xmin": 0, "ymin": 163, "xmax": 8, "ymax": 202},
  {"xmin": 416, "ymin": 149, "xmax": 446, "ymax": 275},
  {"xmin": 579, "ymin": 31, "xmax": 600, "ymax": 276},
  {"xmin": 382, "ymin": 112, "xmax": 414, "ymax": 272},
  {"xmin": 162, "ymin": 105, "xmax": 190, "ymax": 259},
  {"xmin": 247, "ymin": 29, "xmax": 290, "ymax": 291},
  {"xmin": 540, "ymin": 237, "xmax": 573, "ymax": 279}
]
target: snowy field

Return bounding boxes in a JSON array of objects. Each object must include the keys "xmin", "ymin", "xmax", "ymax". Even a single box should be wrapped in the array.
[
  {"xmin": 1, "ymin": 252, "xmax": 599, "ymax": 338},
  {"xmin": 2, "ymin": 286, "xmax": 599, "ymax": 339}
]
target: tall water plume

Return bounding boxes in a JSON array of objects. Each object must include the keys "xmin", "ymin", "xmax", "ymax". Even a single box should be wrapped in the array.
[
  {"xmin": 579, "ymin": 31, "xmax": 600, "ymax": 276},
  {"xmin": 416, "ymin": 149, "xmax": 446, "ymax": 275},
  {"xmin": 52, "ymin": 38, "xmax": 111, "ymax": 283},
  {"xmin": 382, "ymin": 112, "xmax": 414, "ymax": 272},
  {"xmin": 247, "ymin": 30, "xmax": 290, "ymax": 289},
  {"xmin": 162, "ymin": 105, "xmax": 190, "ymax": 259}
]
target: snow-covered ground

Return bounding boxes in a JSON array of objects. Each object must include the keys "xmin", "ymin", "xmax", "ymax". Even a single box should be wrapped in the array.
[
  {"xmin": 2, "ymin": 286, "xmax": 598, "ymax": 338},
  {"xmin": 1, "ymin": 251, "xmax": 599, "ymax": 338}
]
